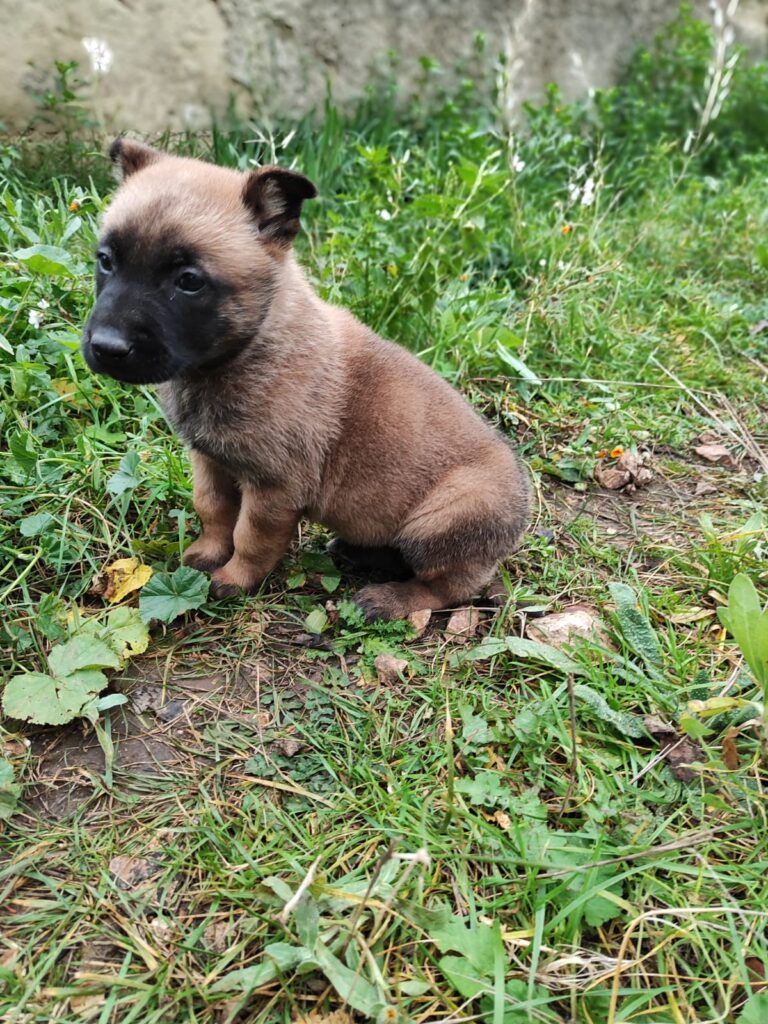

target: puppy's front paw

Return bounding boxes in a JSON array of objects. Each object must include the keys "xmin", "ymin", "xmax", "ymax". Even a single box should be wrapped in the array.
[
  {"xmin": 210, "ymin": 560, "xmax": 262, "ymax": 600},
  {"xmin": 183, "ymin": 536, "xmax": 233, "ymax": 573},
  {"xmin": 353, "ymin": 583, "xmax": 404, "ymax": 622}
]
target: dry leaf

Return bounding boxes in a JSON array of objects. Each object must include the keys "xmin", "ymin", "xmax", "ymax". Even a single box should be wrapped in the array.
[
  {"xmin": 203, "ymin": 920, "xmax": 235, "ymax": 952},
  {"xmin": 91, "ymin": 557, "xmax": 153, "ymax": 603},
  {"xmin": 374, "ymin": 653, "xmax": 409, "ymax": 685},
  {"xmin": 445, "ymin": 606, "xmax": 480, "ymax": 643},
  {"xmin": 694, "ymin": 480, "xmax": 718, "ymax": 497},
  {"xmin": 668, "ymin": 607, "xmax": 715, "ymax": 624},
  {"xmin": 594, "ymin": 449, "xmax": 653, "ymax": 493},
  {"xmin": 491, "ymin": 809, "xmax": 511, "ymax": 830},
  {"xmin": 69, "ymin": 994, "xmax": 105, "ymax": 1018},
  {"xmin": 108, "ymin": 854, "xmax": 162, "ymax": 890},
  {"xmin": 722, "ymin": 727, "xmax": 739, "ymax": 771},
  {"xmin": 274, "ymin": 736, "xmax": 303, "ymax": 757},
  {"xmin": 642, "ymin": 716, "xmax": 703, "ymax": 781},
  {"xmin": 407, "ymin": 608, "xmax": 432, "ymax": 637},
  {"xmin": 693, "ymin": 443, "xmax": 736, "ymax": 467},
  {"xmin": 526, "ymin": 603, "xmax": 610, "ymax": 650}
]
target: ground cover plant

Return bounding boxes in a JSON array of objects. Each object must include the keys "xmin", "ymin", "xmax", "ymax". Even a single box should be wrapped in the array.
[{"xmin": 1, "ymin": 8, "xmax": 768, "ymax": 1022}]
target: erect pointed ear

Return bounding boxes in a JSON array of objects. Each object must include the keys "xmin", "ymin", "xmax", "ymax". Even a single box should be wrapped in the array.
[
  {"xmin": 108, "ymin": 137, "xmax": 164, "ymax": 180},
  {"xmin": 242, "ymin": 166, "xmax": 317, "ymax": 246}
]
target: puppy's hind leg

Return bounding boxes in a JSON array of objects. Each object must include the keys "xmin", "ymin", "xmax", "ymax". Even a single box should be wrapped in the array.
[
  {"xmin": 183, "ymin": 450, "xmax": 240, "ymax": 572},
  {"xmin": 327, "ymin": 538, "xmax": 411, "ymax": 579},
  {"xmin": 353, "ymin": 453, "xmax": 529, "ymax": 621}
]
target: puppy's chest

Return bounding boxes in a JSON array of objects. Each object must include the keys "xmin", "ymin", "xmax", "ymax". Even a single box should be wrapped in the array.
[{"xmin": 158, "ymin": 382, "xmax": 274, "ymax": 483}]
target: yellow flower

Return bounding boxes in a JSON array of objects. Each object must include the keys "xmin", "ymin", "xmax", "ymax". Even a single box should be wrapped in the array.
[
  {"xmin": 561, "ymin": 223, "xmax": 573, "ymax": 235},
  {"xmin": 610, "ymin": 446, "xmax": 624, "ymax": 458},
  {"xmin": 69, "ymin": 200, "xmax": 80, "ymax": 212}
]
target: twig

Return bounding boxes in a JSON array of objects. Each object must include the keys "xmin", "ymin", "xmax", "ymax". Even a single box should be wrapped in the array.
[{"xmin": 277, "ymin": 855, "xmax": 321, "ymax": 926}]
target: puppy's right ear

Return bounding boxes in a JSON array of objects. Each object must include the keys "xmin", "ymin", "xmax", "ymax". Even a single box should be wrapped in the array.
[{"xmin": 108, "ymin": 137, "xmax": 163, "ymax": 180}]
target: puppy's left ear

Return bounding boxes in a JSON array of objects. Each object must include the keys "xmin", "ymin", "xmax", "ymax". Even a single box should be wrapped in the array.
[
  {"xmin": 242, "ymin": 166, "xmax": 317, "ymax": 246},
  {"xmin": 109, "ymin": 137, "xmax": 164, "ymax": 180}
]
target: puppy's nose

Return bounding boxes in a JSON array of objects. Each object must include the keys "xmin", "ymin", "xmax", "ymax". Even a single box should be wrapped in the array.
[{"xmin": 90, "ymin": 327, "xmax": 132, "ymax": 360}]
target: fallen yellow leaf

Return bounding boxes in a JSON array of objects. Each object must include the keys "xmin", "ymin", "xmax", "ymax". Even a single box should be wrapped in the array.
[{"xmin": 91, "ymin": 557, "xmax": 153, "ymax": 603}]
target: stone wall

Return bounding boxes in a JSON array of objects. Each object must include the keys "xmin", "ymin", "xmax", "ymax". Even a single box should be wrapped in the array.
[{"xmin": 1, "ymin": 0, "xmax": 766, "ymax": 134}]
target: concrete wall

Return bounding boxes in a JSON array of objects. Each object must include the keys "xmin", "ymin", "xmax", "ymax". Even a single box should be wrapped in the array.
[{"xmin": 1, "ymin": 1, "xmax": 766, "ymax": 134}]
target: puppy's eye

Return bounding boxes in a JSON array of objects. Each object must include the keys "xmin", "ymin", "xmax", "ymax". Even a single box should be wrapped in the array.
[
  {"xmin": 176, "ymin": 270, "xmax": 205, "ymax": 294},
  {"xmin": 97, "ymin": 251, "xmax": 113, "ymax": 274}
]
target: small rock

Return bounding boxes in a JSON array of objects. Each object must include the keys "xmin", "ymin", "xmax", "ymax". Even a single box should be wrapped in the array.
[
  {"xmin": 374, "ymin": 653, "xmax": 409, "ymax": 685},
  {"xmin": 407, "ymin": 608, "xmax": 432, "ymax": 637},
  {"xmin": 693, "ymin": 443, "xmax": 736, "ymax": 466},
  {"xmin": 445, "ymin": 606, "xmax": 481, "ymax": 643},
  {"xmin": 526, "ymin": 604, "xmax": 610, "ymax": 650}
]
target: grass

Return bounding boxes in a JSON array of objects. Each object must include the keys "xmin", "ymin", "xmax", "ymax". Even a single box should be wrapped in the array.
[{"xmin": 2, "ymin": 9, "xmax": 768, "ymax": 1023}]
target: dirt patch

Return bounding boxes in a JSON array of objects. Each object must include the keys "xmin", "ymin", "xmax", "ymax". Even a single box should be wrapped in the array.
[{"xmin": 24, "ymin": 656, "xmax": 274, "ymax": 818}]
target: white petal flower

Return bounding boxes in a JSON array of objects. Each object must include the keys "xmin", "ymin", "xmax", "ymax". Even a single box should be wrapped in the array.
[
  {"xmin": 82, "ymin": 37, "xmax": 113, "ymax": 75},
  {"xmin": 581, "ymin": 177, "xmax": 596, "ymax": 207},
  {"xmin": 38, "ymin": 299, "xmax": 50, "ymax": 310},
  {"xmin": 511, "ymin": 154, "xmax": 526, "ymax": 173},
  {"xmin": 378, "ymin": 209, "xmax": 392, "ymax": 221},
  {"xmin": 28, "ymin": 309, "xmax": 43, "ymax": 328},
  {"xmin": 568, "ymin": 182, "xmax": 581, "ymax": 202}
]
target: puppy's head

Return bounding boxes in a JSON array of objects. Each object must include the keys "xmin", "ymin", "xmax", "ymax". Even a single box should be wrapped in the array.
[{"xmin": 82, "ymin": 138, "xmax": 316, "ymax": 384}]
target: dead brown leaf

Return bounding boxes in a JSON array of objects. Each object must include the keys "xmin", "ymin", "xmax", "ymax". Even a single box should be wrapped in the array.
[
  {"xmin": 203, "ymin": 920, "xmax": 236, "ymax": 952},
  {"xmin": 642, "ymin": 716, "xmax": 703, "ymax": 781},
  {"xmin": 407, "ymin": 608, "xmax": 432, "ymax": 637},
  {"xmin": 108, "ymin": 854, "xmax": 163, "ymax": 890},
  {"xmin": 274, "ymin": 736, "xmax": 303, "ymax": 757},
  {"xmin": 694, "ymin": 480, "xmax": 718, "ymax": 497},
  {"xmin": 722, "ymin": 727, "xmax": 739, "ymax": 771},
  {"xmin": 526, "ymin": 604, "xmax": 610, "ymax": 650},
  {"xmin": 445, "ymin": 606, "xmax": 481, "ymax": 643},
  {"xmin": 694, "ymin": 443, "xmax": 737, "ymax": 467},
  {"xmin": 594, "ymin": 449, "xmax": 653, "ymax": 493},
  {"xmin": 374, "ymin": 653, "xmax": 409, "ymax": 685},
  {"xmin": 69, "ymin": 994, "xmax": 105, "ymax": 1018}
]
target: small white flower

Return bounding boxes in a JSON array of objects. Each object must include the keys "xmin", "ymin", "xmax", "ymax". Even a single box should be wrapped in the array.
[
  {"xmin": 581, "ymin": 177, "xmax": 596, "ymax": 207},
  {"xmin": 568, "ymin": 182, "xmax": 581, "ymax": 202},
  {"xmin": 511, "ymin": 154, "xmax": 526, "ymax": 173},
  {"xmin": 38, "ymin": 298, "xmax": 50, "ymax": 310},
  {"xmin": 539, "ymin": 258, "xmax": 546, "ymax": 267},
  {"xmin": 82, "ymin": 37, "xmax": 113, "ymax": 75},
  {"xmin": 378, "ymin": 209, "xmax": 392, "ymax": 221},
  {"xmin": 28, "ymin": 309, "xmax": 43, "ymax": 328}
]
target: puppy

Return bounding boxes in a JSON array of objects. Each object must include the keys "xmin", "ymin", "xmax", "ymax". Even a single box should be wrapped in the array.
[{"xmin": 82, "ymin": 139, "xmax": 530, "ymax": 620}]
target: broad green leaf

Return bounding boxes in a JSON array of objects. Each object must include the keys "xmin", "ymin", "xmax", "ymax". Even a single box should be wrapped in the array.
[
  {"xmin": 211, "ymin": 942, "xmax": 315, "ymax": 992},
  {"xmin": 608, "ymin": 583, "xmax": 662, "ymax": 669},
  {"xmin": 456, "ymin": 771, "xmax": 512, "ymax": 810},
  {"xmin": 718, "ymin": 574, "xmax": 768, "ymax": 688},
  {"xmin": 495, "ymin": 340, "xmax": 541, "ymax": 383},
  {"xmin": 438, "ymin": 955, "xmax": 490, "ymax": 998},
  {"xmin": 583, "ymin": 891, "xmax": 623, "ymax": 927},
  {"xmin": 2, "ymin": 670, "xmax": 106, "ymax": 725},
  {"xmin": 106, "ymin": 451, "xmax": 142, "ymax": 496},
  {"xmin": 9, "ymin": 430, "xmax": 36, "ymax": 475},
  {"xmin": 737, "ymin": 994, "xmax": 768, "ymax": 1024},
  {"xmin": 504, "ymin": 637, "xmax": 585, "ymax": 675},
  {"xmin": 320, "ymin": 573, "xmax": 341, "ymax": 593},
  {"xmin": 573, "ymin": 684, "xmax": 645, "ymax": 738},
  {"xmin": 14, "ymin": 244, "xmax": 79, "ymax": 276},
  {"xmin": 294, "ymin": 896, "xmax": 320, "ymax": 950},
  {"xmin": 48, "ymin": 635, "xmax": 121, "ymax": 677},
  {"xmin": 304, "ymin": 607, "xmax": 328, "ymax": 634},
  {"xmin": 0, "ymin": 759, "xmax": 21, "ymax": 821},
  {"xmin": 19, "ymin": 512, "xmax": 54, "ymax": 537},
  {"xmin": 103, "ymin": 607, "xmax": 150, "ymax": 658},
  {"xmin": 412, "ymin": 903, "xmax": 498, "ymax": 974},
  {"xmin": 139, "ymin": 566, "xmax": 210, "ymax": 623},
  {"xmin": 313, "ymin": 940, "xmax": 385, "ymax": 1017}
]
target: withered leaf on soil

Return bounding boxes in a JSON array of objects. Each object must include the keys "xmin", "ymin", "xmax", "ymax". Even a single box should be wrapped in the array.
[
  {"xmin": 526, "ymin": 604, "xmax": 611, "ymax": 650},
  {"xmin": 108, "ymin": 854, "xmax": 163, "ymax": 890},
  {"xmin": 445, "ymin": 606, "xmax": 481, "ymax": 643},
  {"xmin": 374, "ymin": 653, "xmax": 409, "ymax": 685},
  {"xmin": 722, "ymin": 727, "xmax": 739, "ymax": 772},
  {"xmin": 407, "ymin": 607, "xmax": 432, "ymax": 637},
  {"xmin": 693, "ymin": 443, "xmax": 737, "ymax": 467},
  {"xmin": 594, "ymin": 450, "xmax": 653, "ymax": 494},
  {"xmin": 643, "ymin": 716, "xmax": 704, "ymax": 781}
]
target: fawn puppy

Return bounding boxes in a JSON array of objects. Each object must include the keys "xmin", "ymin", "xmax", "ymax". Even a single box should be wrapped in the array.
[{"xmin": 82, "ymin": 139, "xmax": 530, "ymax": 619}]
